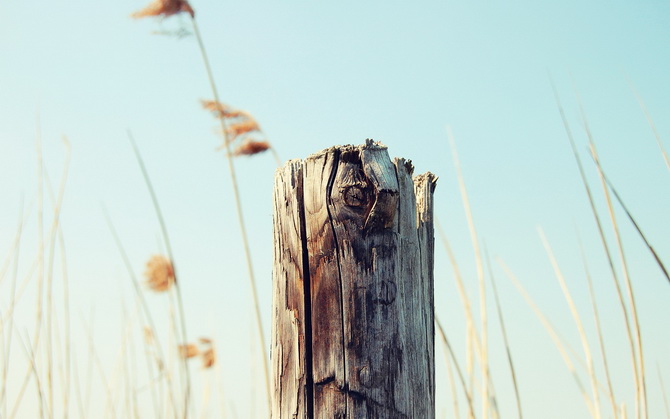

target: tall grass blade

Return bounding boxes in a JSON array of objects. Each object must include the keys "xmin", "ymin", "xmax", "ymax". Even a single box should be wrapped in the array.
[
  {"xmin": 577, "ymin": 94, "xmax": 647, "ymax": 419},
  {"xmin": 577, "ymin": 232, "xmax": 618, "ymax": 419},
  {"xmin": 447, "ymin": 127, "xmax": 490, "ymax": 418},
  {"xmin": 1, "ymin": 200, "xmax": 26, "ymax": 418},
  {"xmin": 629, "ymin": 85, "xmax": 670, "ymax": 171},
  {"xmin": 658, "ymin": 364, "xmax": 670, "ymax": 419},
  {"xmin": 498, "ymin": 258, "xmax": 595, "ymax": 417},
  {"xmin": 127, "ymin": 131, "xmax": 191, "ymax": 417},
  {"xmin": 103, "ymin": 206, "xmax": 177, "ymax": 416},
  {"xmin": 485, "ymin": 251, "xmax": 523, "ymax": 419},
  {"xmin": 539, "ymin": 228, "xmax": 600, "ymax": 419},
  {"xmin": 588, "ymin": 158, "xmax": 669, "ymax": 284},
  {"xmin": 189, "ymin": 17, "xmax": 271, "ymax": 412},
  {"xmin": 436, "ymin": 316, "xmax": 476, "ymax": 419},
  {"xmin": 550, "ymin": 78, "xmax": 640, "ymax": 418}
]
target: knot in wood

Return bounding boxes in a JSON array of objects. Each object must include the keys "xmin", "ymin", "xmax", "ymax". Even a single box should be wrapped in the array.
[{"xmin": 342, "ymin": 185, "xmax": 369, "ymax": 208}]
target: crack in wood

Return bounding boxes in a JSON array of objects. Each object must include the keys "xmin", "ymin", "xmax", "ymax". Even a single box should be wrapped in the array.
[{"xmin": 272, "ymin": 143, "xmax": 436, "ymax": 418}]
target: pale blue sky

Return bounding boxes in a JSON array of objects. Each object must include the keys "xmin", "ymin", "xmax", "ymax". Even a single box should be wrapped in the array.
[{"xmin": 1, "ymin": 1, "xmax": 669, "ymax": 417}]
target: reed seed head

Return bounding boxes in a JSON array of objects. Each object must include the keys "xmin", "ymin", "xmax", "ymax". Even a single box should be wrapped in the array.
[
  {"xmin": 233, "ymin": 140, "xmax": 271, "ymax": 156},
  {"xmin": 130, "ymin": 0, "xmax": 194, "ymax": 19},
  {"xmin": 201, "ymin": 347, "xmax": 216, "ymax": 369},
  {"xmin": 178, "ymin": 343, "xmax": 200, "ymax": 359},
  {"xmin": 144, "ymin": 255, "xmax": 175, "ymax": 292}
]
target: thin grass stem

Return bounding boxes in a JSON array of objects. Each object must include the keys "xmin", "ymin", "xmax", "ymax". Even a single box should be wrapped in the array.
[
  {"xmin": 189, "ymin": 16, "xmax": 270, "ymax": 412},
  {"xmin": 658, "ymin": 364, "xmax": 670, "ymax": 419},
  {"xmin": 485, "ymin": 251, "xmax": 523, "ymax": 419},
  {"xmin": 498, "ymin": 258, "xmax": 595, "ymax": 417},
  {"xmin": 436, "ymin": 316, "xmax": 475, "ymax": 419},
  {"xmin": 447, "ymin": 127, "xmax": 490, "ymax": 418},
  {"xmin": 127, "ymin": 131, "xmax": 191, "ymax": 418},
  {"xmin": 550, "ymin": 78, "xmax": 640, "ymax": 418},
  {"xmin": 539, "ymin": 228, "xmax": 600, "ymax": 419},
  {"xmin": 577, "ymin": 231, "xmax": 618, "ymax": 419},
  {"xmin": 579, "ymin": 102, "xmax": 647, "ymax": 419}
]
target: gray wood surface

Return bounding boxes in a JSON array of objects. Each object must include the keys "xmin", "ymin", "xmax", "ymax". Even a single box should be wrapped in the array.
[{"xmin": 272, "ymin": 141, "xmax": 436, "ymax": 418}]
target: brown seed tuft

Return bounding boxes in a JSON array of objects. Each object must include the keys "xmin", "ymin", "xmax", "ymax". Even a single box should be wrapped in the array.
[
  {"xmin": 201, "ymin": 347, "xmax": 216, "ymax": 368},
  {"xmin": 226, "ymin": 120, "xmax": 260, "ymax": 141},
  {"xmin": 130, "ymin": 0, "xmax": 194, "ymax": 19},
  {"xmin": 201, "ymin": 100, "xmax": 252, "ymax": 120},
  {"xmin": 178, "ymin": 343, "xmax": 199, "ymax": 359},
  {"xmin": 144, "ymin": 255, "xmax": 175, "ymax": 292},
  {"xmin": 233, "ymin": 140, "xmax": 271, "ymax": 156},
  {"xmin": 198, "ymin": 337, "xmax": 212, "ymax": 345}
]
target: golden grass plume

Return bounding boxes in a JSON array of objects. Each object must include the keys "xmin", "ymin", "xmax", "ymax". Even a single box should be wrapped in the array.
[
  {"xmin": 233, "ymin": 140, "xmax": 271, "ymax": 157},
  {"xmin": 178, "ymin": 343, "xmax": 200, "ymax": 359},
  {"xmin": 144, "ymin": 255, "xmax": 175, "ymax": 292},
  {"xmin": 131, "ymin": 0, "xmax": 195, "ymax": 18}
]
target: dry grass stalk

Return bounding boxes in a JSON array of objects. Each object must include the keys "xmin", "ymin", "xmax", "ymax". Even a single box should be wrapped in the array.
[
  {"xmin": 436, "ymin": 316, "xmax": 474, "ymax": 419},
  {"xmin": 630, "ymin": 85, "xmax": 670, "ymax": 171},
  {"xmin": 486, "ymin": 251, "xmax": 523, "ymax": 419},
  {"xmin": 144, "ymin": 255, "xmax": 175, "ymax": 292},
  {"xmin": 131, "ymin": 0, "xmax": 194, "ymax": 19},
  {"xmin": 435, "ymin": 221, "xmax": 482, "ymax": 410},
  {"xmin": 498, "ymin": 258, "xmax": 595, "ymax": 417},
  {"xmin": 539, "ymin": 228, "xmax": 601, "ymax": 419},
  {"xmin": 577, "ymin": 92, "xmax": 647, "ymax": 418},
  {"xmin": 178, "ymin": 344, "xmax": 199, "ymax": 359},
  {"xmin": 579, "ymin": 236, "xmax": 619, "ymax": 419},
  {"xmin": 658, "ymin": 364, "xmax": 670, "ymax": 419},
  {"xmin": 551, "ymin": 80, "xmax": 640, "ymax": 418},
  {"xmin": 447, "ymin": 128, "xmax": 491, "ymax": 418}
]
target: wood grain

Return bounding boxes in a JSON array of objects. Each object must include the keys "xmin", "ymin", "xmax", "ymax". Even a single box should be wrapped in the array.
[{"xmin": 272, "ymin": 141, "xmax": 437, "ymax": 418}]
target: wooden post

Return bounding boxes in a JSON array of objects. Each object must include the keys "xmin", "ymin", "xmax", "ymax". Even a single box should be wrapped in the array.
[{"xmin": 272, "ymin": 140, "xmax": 437, "ymax": 418}]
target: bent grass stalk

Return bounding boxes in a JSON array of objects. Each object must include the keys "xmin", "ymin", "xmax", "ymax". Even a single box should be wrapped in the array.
[
  {"xmin": 44, "ymin": 135, "xmax": 71, "ymax": 417},
  {"xmin": 128, "ymin": 131, "xmax": 191, "ymax": 417},
  {"xmin": 550, "ymin": 79, "xmax": 640, "ymax": 418},
  {"xmin": 539, "ymin": 228, "xmax": 601, "ymax": 419},
  {"xmin": 485, "ymin": 251, "xmax": 523, "ymax": 419},
  {"xmin": 577, "ymin": 233, "xmax": 619, "ymax": 419},
  {"xmin": 580, "ymin": 106, "xmax": 647, "ymax": 418},
  {"xmin": 629, "ymin": 85, "xmax": 670, "ymax": 171},
  {"xmin": 435, "ymin": 221, "xmax": 481, "ymax": 412},
  {"xmin": 1, "ymin": 201, "xmax": 26, "ymax": 417},
  {"xmin": 436, "ymin": 316, "xmax": 475, "ymax": 419},
  {"xmin": 658, "ymin": 364, "xmax": 670, "ymax": 419},
  {"xmin": 447, "ymin": 127, "xmax": 490, "ymax": 419},
  {"xmin": 498, "ymin": 258, "xmax": 595, "ymax": 417},
  {"xmin": 189, "ymin": 17, "xmax": 271, "ymax": 411},
  {"xmin": 587, "ymin": 156, "xmax": 669, "ymax": 285},
  {"xmin": 103, "ymin": 200, "xmax": 178, "ymax": 415}
]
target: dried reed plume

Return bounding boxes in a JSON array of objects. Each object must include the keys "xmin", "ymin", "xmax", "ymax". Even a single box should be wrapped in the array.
[
  {"xmin": 143, "ymin": 255, "xmax": 175, "ymax": 292},
  {"xmin": 130, "ymin": 0, "xmax": 194, "ymax": 19},
  {"xmin": 233, "ymin": 140, "xmax": 271, "ymax": 157},
  {"xmin": 201, "ymin": 100, "xmax": 250, "ymax": 120},
  {"xmin": 201, "ymin": 348, "xmax": 216, "ymax": 369},
  {"xmin": 178, "ymin": 344, "xmax": 199, "ymax": 359},
  {"xmin": 201, "ymin": 99, "xmax": 267, "ymax": 151}
]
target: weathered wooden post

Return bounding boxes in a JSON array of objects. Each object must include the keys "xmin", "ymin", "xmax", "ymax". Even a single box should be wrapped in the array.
[{"xmin": 271, "ymin": 140, "xmax": 436, "ymax": 418}]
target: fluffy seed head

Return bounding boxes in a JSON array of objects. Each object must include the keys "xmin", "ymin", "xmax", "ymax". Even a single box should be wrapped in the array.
[
  {"xmin": 233, "ymin": 140, "xmax": 271, "ymax": 156},
  {"xmin": 178, "ymin": 344, "xmax": 200, "ymax": 359},
  {"xmin": 201, "ymin": 347, "xmax": 216, "ymax": 368},
  {"xmin": 144, "ymin": 255, "xmax": 175, "ymax": 292},
  {"xmin": 130, "ymin": 0, "xmax": 194, "ymax": 19}
]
